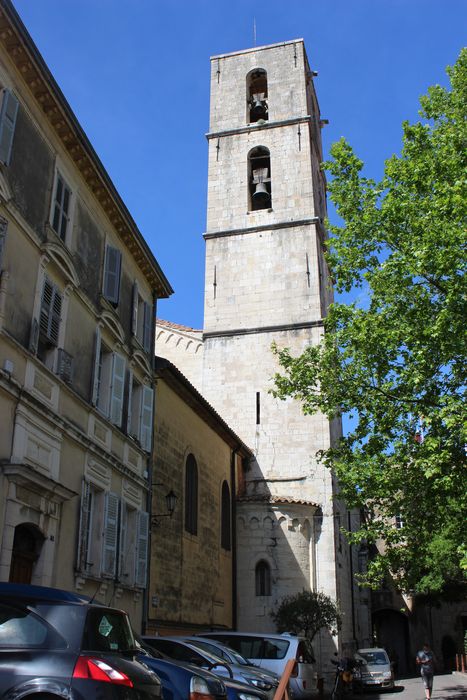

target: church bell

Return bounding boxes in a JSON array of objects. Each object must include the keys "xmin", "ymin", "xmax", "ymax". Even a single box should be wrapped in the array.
[
  {"xmin": 250, "ymin": 93, "xmax": 267, "ymax": 120},
  {"xmin": 252, "ymin": 181, "xmax": 270, "ymax": 206}
]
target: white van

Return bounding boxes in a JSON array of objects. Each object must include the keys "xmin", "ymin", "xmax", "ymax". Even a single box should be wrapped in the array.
[{"xmin": 197, "ymin": 632, "xmax": 316, "ymax": 699}]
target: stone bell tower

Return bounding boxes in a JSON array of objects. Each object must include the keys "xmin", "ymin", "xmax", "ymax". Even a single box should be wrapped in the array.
[{"xmin": 201, "ymin": 40, "xmax": 369, "ymax": 668}]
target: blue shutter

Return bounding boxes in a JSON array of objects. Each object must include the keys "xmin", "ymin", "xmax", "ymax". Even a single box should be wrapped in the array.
[
  {"xmin": 103, "ymin": 245, "xmax": 122, "ymax": 304},
  {"xmin": 110, "ymin": 352, "xmax": 125, "ymax": 426},
  {"xmin": 140, "ymin": 385, "xmax": 154, "ymax": 452},
  {"xmin": 101, "ymin": 492, "xmax": 119, "ymax": 577},
  {"xmin": 135, "ymin": 510, "xmax": 149, "ymax": 588},
  {"xmin": 90, "ymin": 326, "xmax": 102, "ymax": 406},
  {"xmin": 143, "ymin": 301, "xmax": 153, "ymax": 353},
  {"xmin": 0, "ymin": 90, "xmax": 18, "ymax": 166}
]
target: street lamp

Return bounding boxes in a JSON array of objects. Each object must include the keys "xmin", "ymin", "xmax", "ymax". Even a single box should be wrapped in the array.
[{"xmin": 151, "ymin": 489, "xmax": 177, "ymax": 528}]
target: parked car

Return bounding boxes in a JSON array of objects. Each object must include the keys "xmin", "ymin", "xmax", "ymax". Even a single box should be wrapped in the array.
[
  {"xmin": 197, "ymin": 631, "xmax": 316, "ymax": 699},
  {"xmin": 179, "ymin": 636, "xmax": 280, "ymax": 692},
  {"xmin": 138, "ymin": 640, "xmax": 269, "ymax": 700},
  {"xmin": 353, "ymin": 647, "xmax": 395, "ymax": 690},
  {"xmin": 143, "ymin": 636, "xmax": 277, "ymax": 699},
  {"xmin": 136, "ymin": 639, "xmax": 228, "ymax": 700},
  {"xmin": 0, "ymin": 582, "xmax": 162, "ymax": 700}
]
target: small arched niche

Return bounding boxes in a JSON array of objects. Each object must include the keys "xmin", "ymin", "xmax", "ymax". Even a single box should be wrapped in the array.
[
  {"xmin": 247, "ymin": 69, "xmax": 268, "ymax": 123},
  {"xmin": 248, "ymin": 146, "xmax": 272, "ymax": 211}
]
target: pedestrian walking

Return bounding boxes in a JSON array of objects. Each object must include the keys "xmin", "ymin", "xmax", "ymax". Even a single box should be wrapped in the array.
[{"xmin": 416, "ymin": 643, "xmax": 435, "ymax": 699}]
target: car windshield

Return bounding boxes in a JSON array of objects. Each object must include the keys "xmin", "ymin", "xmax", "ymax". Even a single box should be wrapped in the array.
[
  {"xmin": 192, "ymin": 639, "xmax": 249, "ymax": 666},
  {"xmin": 82, "ymin": 609, "xmax": 135, "ymax": 653},
  {"xmin": 358, "ymin": 651, "xmax": 388, "ymax": 665}
]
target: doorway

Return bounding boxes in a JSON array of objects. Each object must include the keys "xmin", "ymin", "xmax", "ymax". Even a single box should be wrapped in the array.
[{"xmin": 9, "ymin": 523, "xmax": 44, "ymax": 584}]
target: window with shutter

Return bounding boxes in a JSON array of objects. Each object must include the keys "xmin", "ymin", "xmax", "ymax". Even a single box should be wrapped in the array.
[
  {"xmin": 91, "ymin": 327, "xmax": 102, "ymax": 406},
  {"xmin": 0, "ymin": 89, "xmax": 18, "ymax": 166},
  {"xmin": 118, "ymin": 503, "xmax": 136, "ymax": 587},
  {"xmin": 51, "ymin": 172, "xmax": 72, "ymax": 242},
  {"xmin": 0, "ymin": 216, "xmax": 7, "ymax": 270},
  {"xmin": 142, "ymin": 302, "xmax": 152, "ymax": 353},
  {"xmin": 109, "ymin": 353, "xmax": 125, "ymax": 427},
  {"xmin": 76, "ymin": 480, "xmax": 91, "ymax": 573},
  {"xmin": 135, "ymin": 510, "xmax": 149, "ymax": 588},
  {"xmin": 103, "ymin": 245, "xmax": 122, "ymax": 304},
  {"xmin": 140, "ymin": 385, "xmax": 153, "ymax": 452},
  {"xmin": 39, "ymin": 277, "xmax": 62, "ymax": 346},
  {"xmin": 101, "ymin": 491, "xmax": 119, "ymax": 578}
]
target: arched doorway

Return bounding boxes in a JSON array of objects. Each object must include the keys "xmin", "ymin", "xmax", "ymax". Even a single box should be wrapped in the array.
[
  {"xmin": 372, "ymin": 608, "xmax": 410, "ymax": 676},
  {"xmin": 9, "ymin": 523, "xmax": 44, "ymax": 584}
]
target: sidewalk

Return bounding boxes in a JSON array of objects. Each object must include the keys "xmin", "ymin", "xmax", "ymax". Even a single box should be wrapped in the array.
[{"xmin": 320, "ymin": 672, "xmax": 467, "ymax": 699}]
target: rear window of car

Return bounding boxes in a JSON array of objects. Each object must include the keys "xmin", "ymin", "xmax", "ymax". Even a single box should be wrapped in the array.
[
  {"xmin": 296, "ymin": 640, "xmax": 315, "ymax": 664},
  {"xmin": 210, "ymin": 635, "xmax": 289, "ymax": 661},
  {"xmin": 81, "ymin": 609, "xmax": 135, "ymax": 653},
  {"xmin": 0, "ymin": 602, "xmax": 67, "ymax": 649}
]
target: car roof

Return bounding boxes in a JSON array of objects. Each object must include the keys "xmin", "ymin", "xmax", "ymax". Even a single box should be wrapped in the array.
[
  {"xmin": 357, "ymin": 648, "xmax": 388, "ymax": 653},
  {"xmin": 0, "ymin": 582, "xmax": 91, "ymax": 605},
  {"xmin": 199, "ymin": 631, "xmax": 303, "ymax": 641}
]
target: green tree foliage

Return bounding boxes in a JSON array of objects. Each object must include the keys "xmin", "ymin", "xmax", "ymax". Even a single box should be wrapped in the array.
[
  {"xmin": 271, "ymin": 590, "xmax": 341, "ymax": 640},
  {"xmin": 272, "ymin": 50, "xmax": 466, "ymax": 596}
]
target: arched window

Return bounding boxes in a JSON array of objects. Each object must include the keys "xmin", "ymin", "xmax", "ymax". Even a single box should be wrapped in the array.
[
  {"xmin": 247, "ymin": 69, "xmax": 268, "ymax": 123},
  {"xmin": 248, "ymin": 147, "xmax": 272, "ymax": 211},
  {"xmin": 221, "ymin": 481, "xmax": 231, "ymax": 551},
  {"xmin": 255, "ymin": 560, "xmax": 271, "ymax": 596},
  {"xmin": 184, "ymin": 453, "xmax": 198, "ymax": 535}
]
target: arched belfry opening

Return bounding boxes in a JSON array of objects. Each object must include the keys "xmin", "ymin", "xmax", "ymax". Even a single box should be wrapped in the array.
[
  {"xmin": 247, "ymin": 69, "xmax": 268, "ymax": 123},
  {"xmin": 9, "ymin": 523, "xmax": 44, "ymax": 584},
  {"xmin": 248, "ymin": 146, "xmax": 272, "ymax": 211}
]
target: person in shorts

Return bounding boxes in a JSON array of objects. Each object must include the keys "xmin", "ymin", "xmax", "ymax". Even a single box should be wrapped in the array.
[{"xmin": 416, "ymin": 643, "xmax": 435, "ymax": 699}]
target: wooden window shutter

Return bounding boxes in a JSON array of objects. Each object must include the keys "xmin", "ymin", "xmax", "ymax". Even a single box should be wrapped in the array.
[
  {"xmin": 125, "ymin": 368, "xmax": 134, "ymax": 435},
  {"xmin": 76, "ymin": 480, "xmax": 91, "ymax": 572},
  {"xmin": 110, "ymin": 353, "xmax": 125, "ymax": 426},
  {"xmin": 103, "ymin": 245, "xmax": 122, "ymax": 304},
  {"xmin": 131, "ymin": 281, "xmax": 138, "ymax": 335},
  {"xmin": 184, "ymin": 454, "xmax": 198, "ymax": 535},
  {"xmin": 90, "ymin": 326, "xmax": 102, "ymax": 406},
  {"xmin": 0, "ymin": 89, "xmax": 18, "ymax": 166},
  {"xmin": 0, "ymin": 216, "xmax": 7, "ymax": 269},
  {"xmin": 140, "ymin": 385, "xmax": 153, "ymax": 452},
  {"xmin": 118, "ymin": 500, "xmax": 127, "ymax": 581},
  {"xmin": 40, "ymin": 277, "xmax": 62, "ymax": 345},
  {"xmin": 135, "ymin": 510, "xmax": 149, "ymax": 588},
  {"xmin": 101, "ymin": 491, "xmax": 119, "ymax": 577},
  {"xmin": 143, "ymin": 302, "xmax": 152, "ymax": 353}
]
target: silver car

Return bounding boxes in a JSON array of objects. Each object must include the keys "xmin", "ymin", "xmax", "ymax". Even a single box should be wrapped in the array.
[{"xmin": 353, "ymin": 647, "xmax": 394, "ymax": 690}]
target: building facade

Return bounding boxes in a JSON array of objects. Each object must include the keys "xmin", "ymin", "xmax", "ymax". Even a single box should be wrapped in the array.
[
  {"xmin": 200, "ymin": 40, "xmax": 371, "ymax": 671},
  {"xmin": 0, "ymin": 0, "xmax": 172, "ymax": 628},
  {"xmin": 147, "ymin": 357, "xmax": 252, "ymax": 634}
]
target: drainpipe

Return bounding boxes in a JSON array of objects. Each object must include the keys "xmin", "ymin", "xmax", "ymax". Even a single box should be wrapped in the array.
[
  {"xmin": 230, "ymin": 448, "xmax": 237, "ymax": 629},
  {"xmin": 142, "ymin": 293, "xmax": 158, "ymax": 635}
]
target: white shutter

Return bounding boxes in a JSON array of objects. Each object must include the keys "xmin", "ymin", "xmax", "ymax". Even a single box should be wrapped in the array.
[
  {"xmin": 110, "ymin": 352, "xmax": 125, "ymax": 426},
  {"xmin": 101, "ymin": 491, "xmax": 119, "ymax": 578},
  {"xmin": 0, "ymin": 215, "xmax": 7, "ymax": 270},
  {"xmin": 131, "ymin": 281, "xmax": 138, "ymax": 336},
  {"xmin": 118, "ymin": 500, "xmax": 127, "ymax": 581},
  {"xmin": 40, "ymin": 278, "xmax": 62, "ymax": 345},
  {"xmin": 135, "ymin": 510, "xmax": 149, "ymax": 588},
  {"xmin": 0, "ymin": 89, "xmax": 18, "ymax": 166},
  {"xmin": 140, "ymin": 385, "xmax": 154, "ymax": 452},
  {"xmin": 103, "ymin": 245, "xmax": 122, "ymax": 304},
  {"xmin": 126, "ymin": 368, "xmax": 134, "ymax": 435},
  {"xmin": 143, "ymin": 301, "xmax": 152, "ymax": 353},
  {"xmin": 91, "ymin": 326, "xmax": 101, "ymax": 406},
  {"xmin": 76, "ymin": 480, "xmax": 91, "ymax": 572}
]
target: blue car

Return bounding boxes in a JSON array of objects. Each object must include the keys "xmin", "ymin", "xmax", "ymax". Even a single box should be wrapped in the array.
[{"xmin": 138, "ymin": 641, "xmax": 269, "ymax": 700}]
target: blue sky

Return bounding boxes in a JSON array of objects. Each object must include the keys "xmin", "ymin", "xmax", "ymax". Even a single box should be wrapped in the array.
[{"xmin": 12, "ymin": 0, "xmax": 466, "ymax": 328}]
